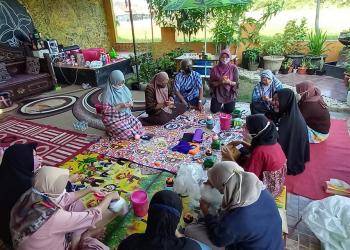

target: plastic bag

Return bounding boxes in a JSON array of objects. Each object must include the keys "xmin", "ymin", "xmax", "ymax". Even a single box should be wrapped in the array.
[
  {"xmin": 174, "ymin": 163, "xmax": 207, "ymax": 202},
  {"xmin": 302, "ymin": 195, "xmax": 350, "ymax": 250}
]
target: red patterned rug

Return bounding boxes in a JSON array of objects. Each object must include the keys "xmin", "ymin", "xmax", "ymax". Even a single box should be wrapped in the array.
[{"xmin": 0, "ymin": 117, "xmax": 94, "ymax": 166}]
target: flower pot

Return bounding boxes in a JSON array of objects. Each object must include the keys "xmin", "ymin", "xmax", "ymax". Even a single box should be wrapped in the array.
[
  {"xmin": 338, "ymin": 31, "xmax": 350, "ymax": 46},
  {"xmin": 298, "ymin": 67, "xmax": 307, "ymax": 74},
  {"xmin": 248, "ymin": 62, "xmax": 259, "ymax": 71},
  {"xmin": 347, "ymin": 91, "xmax": 350, "ymax": 106},
  {"xmin": 316, "ymin": 69, "xmax": 326, "ymax": 76},
  {"xmin": 288, "ymin": 66, "xmax": 294, "ymax": 73},
  {"xmin": 132, "ymin": 65, "xmax": 140, "ymax": 74},
  {"xmin": 306, "ymin": 69, "xmax": 316, "ymax": 75},
  {"xmin": 307, "ymin": 55, "xmax": 327, "ymax": 70},
  {"xmin": 263, "ymin": 56, "xmax": 285, "ymax": 74},
  {"xmin": 131, "ymin": 81, "xmax": 140, "ymax": 90},
  {"xmin": 344, "ymin": 73, "xmax": 350, "ymax": 87},
  {"xmin": 286, "ymin": 54, "xmax": 304, "ymax": 68}
]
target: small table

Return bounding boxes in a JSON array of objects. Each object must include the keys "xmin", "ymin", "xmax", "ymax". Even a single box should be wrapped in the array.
[
  {"xmin": 175, "ymin": 53, "xmax": 238, "ymax": 78},
  {"xmin": 53, "ymin": 58, "xmax": 132, "ymax": 87}
]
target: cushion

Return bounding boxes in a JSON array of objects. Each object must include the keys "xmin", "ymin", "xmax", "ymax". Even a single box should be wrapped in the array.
[
  {"xmin": 0, "ymin": 62, "xmax": 11, "ymax": 83},
  {"xmin": 25, "ymin": 57, "xmax": 40, "ymax": 75}
]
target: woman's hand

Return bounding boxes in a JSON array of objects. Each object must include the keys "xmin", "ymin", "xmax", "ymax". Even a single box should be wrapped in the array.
[
  {"xmin": 105, "ymin": 192, "xmax": 120, "ymax": 201},
  {"xmin": 200, "ymin": 199, "xmax": 210, "ymax": 216},
  {"xmin": 89, "ymin": 187, "xmax": 104, "ymax": 196}
]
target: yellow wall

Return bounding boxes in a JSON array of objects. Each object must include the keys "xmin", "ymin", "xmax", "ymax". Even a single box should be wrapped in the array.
[{"xmin": 20, "ymin": 0, "xmax": 113, "ymax": 50}]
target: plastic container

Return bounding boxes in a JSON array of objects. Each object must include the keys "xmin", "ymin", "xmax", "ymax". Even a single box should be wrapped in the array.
[
  {"xmin": 219, "ymin": 113, "xmax": 232, "ymax": 131},
  {"xmin": 130, "ymin": 190, "xmax": 149, "ymax": 217},
  {"xmin": 73, "ymin": 120, "xmax": 88, "ymax": 131}
]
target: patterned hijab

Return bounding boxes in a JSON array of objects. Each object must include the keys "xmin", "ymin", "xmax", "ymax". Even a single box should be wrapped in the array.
[
  {"xmin": 10, "ymin": 167, "xmax": 69, "ymax": 248},
  {"xmin": 260, "ymin": 70, "xmax": 283, "ymax": 97},
  {"xmin": 150, "ymin": 72, "xmax": 171, "ymax": 113},
  {"xmin": 102, "ymin": 70, "xmax": 132, "ymax": 114},
  {"xmin": 296, "ymin": 81, "xmax": 327, "ymax": 109},
  {"xmin": 207, "ymin": 161, "xmax": 264, "ymax": 211}
]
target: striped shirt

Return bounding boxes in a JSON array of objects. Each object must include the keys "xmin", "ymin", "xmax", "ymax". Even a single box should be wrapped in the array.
[{"xmin": 175, "ymin": 71, "xmax": 202, "ymax": 101}]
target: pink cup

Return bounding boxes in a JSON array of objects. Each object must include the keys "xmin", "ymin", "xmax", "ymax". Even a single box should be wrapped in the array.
[
  {"xmin": 130, "ymin": 190, "xmax": 149, "ymax": 217},
  {"xmin": 220, "ymin": 113, "xmax": 232, "ymax": 131}
]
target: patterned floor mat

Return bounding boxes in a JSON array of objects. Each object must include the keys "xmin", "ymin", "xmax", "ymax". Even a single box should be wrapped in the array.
[
  {"xmin": 89, "ymin": 109, "xmax": 245, "ymax": 173},
  {"xmin": 60, "ymin": 153, "xmax": 174, "ymax": 248}
]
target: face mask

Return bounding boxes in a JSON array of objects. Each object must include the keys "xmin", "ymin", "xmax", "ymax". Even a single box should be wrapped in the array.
[
  {"xmin": 33, "ymin": 155, "xmax": 43, "ymax": 172},
  {"xmin": 221, "ymin": 58, "xmax": 230, "ymax": 64},
  {"xmin": 53, "ymin": 189, "xmax": 67, "ymax": 203},
  {"xmin": 32, "ymin": 188, "xmax": 67, "ymax": 204},
  {"xmin": 112, "ymin": 80, "xmax": 124, "ymax": 89}
]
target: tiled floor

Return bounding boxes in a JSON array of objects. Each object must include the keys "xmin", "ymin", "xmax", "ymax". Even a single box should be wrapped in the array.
[
  {"xmin": 285, "ymin": 193, "xmax": 322, "ymax": 250},
  {"xmin": 277, "ymin": 73, "xmax": 348, "ymax": 102}
]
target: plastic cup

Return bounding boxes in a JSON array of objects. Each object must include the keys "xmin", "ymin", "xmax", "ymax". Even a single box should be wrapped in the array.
[{"xmin": 130, "ymin": 190, "xmax": 149, "ymax": 217}]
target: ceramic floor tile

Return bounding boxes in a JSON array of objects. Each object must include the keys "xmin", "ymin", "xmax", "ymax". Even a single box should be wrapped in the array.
[{"xmin": 286, "ymin": 238, "xmax": 299, "ymax": 250}]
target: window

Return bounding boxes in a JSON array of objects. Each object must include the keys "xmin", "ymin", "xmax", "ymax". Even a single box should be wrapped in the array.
[{"xmin": 113, "ymin": 0, "xmax": 161, "ymax": 43}]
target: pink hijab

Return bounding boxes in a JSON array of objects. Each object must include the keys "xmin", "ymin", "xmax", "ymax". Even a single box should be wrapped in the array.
[
  {"xmin": 210, "ymin": 49, "xmax": 238, "ymax": 103},
  {"xmin": 150, "ymin": 72, "xmax": 172, "ymax": 113},
  {"xmin": 296, "ymin": 81, "xmax": 327, "ymax": 109}
]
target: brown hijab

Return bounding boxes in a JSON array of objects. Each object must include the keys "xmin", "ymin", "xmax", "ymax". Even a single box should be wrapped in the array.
[
  {"xmin": 296, "ymin": 81, "xmax": 327, "ymax": 109},
  {"xmin": 207, "ymin": 161, "xmax": 264, "ymax": 211},
  {"xmin": 10, "ymin": 167, "xmax": 69, "ymax": 248},
  {"xmin": 150, "ymin": 72, "xmax": 172, "ymax": 113}
]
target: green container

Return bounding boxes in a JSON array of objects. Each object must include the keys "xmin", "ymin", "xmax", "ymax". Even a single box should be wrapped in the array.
[
  {"xmin": 232, "ymin": 109, "xmax": 242, "ymax": 118},
  {"xmin": 203, "ymin": 155, "xmax": 218, "ymax": 169},
  {"xmin": 211, "ymin": 140, "xmax": 221, "ymax": 150}
]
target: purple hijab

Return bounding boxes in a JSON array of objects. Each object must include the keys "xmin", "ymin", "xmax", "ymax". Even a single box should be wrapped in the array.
[{"xmin": 210, "ymin": 49, "xmax": 239, "ymax": 103}]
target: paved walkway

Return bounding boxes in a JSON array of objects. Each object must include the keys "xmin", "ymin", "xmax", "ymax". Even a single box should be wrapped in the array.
[{"xmin": 277, "ymin": 73, "xmax": 347, "ymax": 102}]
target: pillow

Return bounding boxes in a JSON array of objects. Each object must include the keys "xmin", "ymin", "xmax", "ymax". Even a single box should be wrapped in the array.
[
  {"xmin": 25, "ymin": 57, "xmax": 40, "ymax": 75},
  {"xmin": 0, "ymin": 62, "xmax": 11, "ymax": 83}
]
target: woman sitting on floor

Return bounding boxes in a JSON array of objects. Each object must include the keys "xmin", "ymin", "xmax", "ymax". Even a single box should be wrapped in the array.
[
  {"xmin": 271, "ymin": 88, "xmax": 310, "ymax": 175},
  {"xmin": 118, "ymin": 190, "xmax": 209, "ymax": 250},
  {"xmin": 102, "ymin": 70, "xmax": 143, "ymax": 140},
  {"xmin": 0, "ymin": 143, "xmax": 42, "ymax": 247},
  {"xmin": 209, "ymin": 49, "xmax": 239, "ymax": 114},
  {"xmin": 185, "ymin": 161, "xmax": 283, "ymax": 250},
  {"xmin": 10, "ymin": 166, "xmax": 120, "ymax": 250},
  {"xmin": 222, "ymin": 114, "xmax": 287, "ymax": 197},
  {"xmin": 141, "ymin": 71, "xmax": 186, "ymax": 126},
  {"xmin": 250, "ymin": 69, "xmax": 283, "ymax": 115},
  {"xmin": 296, "ymin": 81, "xmax": 330, "ymax": 143}
]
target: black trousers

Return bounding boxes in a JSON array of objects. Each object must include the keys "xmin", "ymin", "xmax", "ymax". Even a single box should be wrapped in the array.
[{"xmin": 210, "ymin": 97, "xmax": 235, "ymax": 114}]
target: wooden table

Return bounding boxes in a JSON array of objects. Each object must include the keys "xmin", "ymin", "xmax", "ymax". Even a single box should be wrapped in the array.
[
  {"xmin": 53, "ymin": 58, "xmax": 132, "ymax": 87},
  {"xmin": 175, "ymin": 53, "xmax": 238, "ymax": 78}
]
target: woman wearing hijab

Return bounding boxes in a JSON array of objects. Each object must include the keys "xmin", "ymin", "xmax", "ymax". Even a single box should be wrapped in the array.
[
  {"xmin": 296, "ymin": 81, "xmax": 330, "ymax": 143},
  {"xmin": 0, "ymin": 143, "xmax": 42, "ymax": 247},
  {"xmin": 272, "ymin": 88, "xmax": 310, "ymax": 175},
  {"xmin": 250, "ymin": 70, "xmax": 283, "ymax": 115},
  {"xmin": 10, "ymin": 166, "xmax": 119, "ymax": 250},
  {"xmin": 209, "ymin": 49, "xmax": 239, "ymax": 114},
  {"xmin": 102, "ymin": 70, "xmax": 143, "ymax": 140},
  {"xmin": 185, "ymin": 161, "xmax": 283, "ymax": 250},
  {"xmin": 141, "ymin": 71, "xmax": 186, "ymax": 125},
  {"xmin": 222, "ymin": 114, "xmax": 287, "ymax": 197},
  {"xmin": 118, "ymin": 190, "xmax": 207, "ymax": 250}
]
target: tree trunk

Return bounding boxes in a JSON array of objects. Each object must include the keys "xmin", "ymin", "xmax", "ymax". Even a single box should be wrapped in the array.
[{"xmin": 315, "ymin": 0, "xmax": 320, "ymax": 34}]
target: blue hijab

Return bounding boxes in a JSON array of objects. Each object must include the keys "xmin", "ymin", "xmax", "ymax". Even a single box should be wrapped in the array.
[
  {"xmin": 260, "ymin": 70, "xmax": 282, "ymax": 88},
  {"xmin": 102, "ymin": 70, "xmax": 132, "ymax": 114}
]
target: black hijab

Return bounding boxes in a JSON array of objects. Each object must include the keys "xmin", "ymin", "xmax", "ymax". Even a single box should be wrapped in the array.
[
  {"xmin": 246, "ymin": 114, "xmax": 278, "ymax": 150},
  {"xmin": 273, "ymin": 89, "xmax": 310, "ymax": 175},
  {"xmin": 118, "ymin": 190, "xmax": 201, "ymax": 250},
  {"xmin": 0, "ymin": 143, "xmax": 37, "ymax": 246}
]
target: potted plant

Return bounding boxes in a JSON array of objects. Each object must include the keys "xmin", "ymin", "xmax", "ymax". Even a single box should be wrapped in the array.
[
  {"xmin": 129, "ymin": 54, "xmax": 143, "ymax": 74},
  {"xmin": 344, "ymin": 53, "xmax": 350, "ymax": 87},
  {"xmin": 298, "ymin": 58, "xmax": 307, "ymax": 74},
  {"xmin": 307, "ymin": 30, "xmax": 328, "ymax": 70},
  {"xmin": 244, "ymin": 48, "xmax": 261, "ymax": 71},
  {"xmin": 306, "ymin": 59, "xmax": 317, "ymax": 75},
  {"xmin": 262, "ymin": 34, "xmax": 285, "ymax": 73},
  {"xmin": 338, "ymin": 29, "xmax": 350, "ymax": 46},
  {"xmin": 279, "ymin": 58, "xmax": 293, "ymax": 74},
  {"xmin": 283, "ymin": 18, "xmax": 308, "ymax": 68}
]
